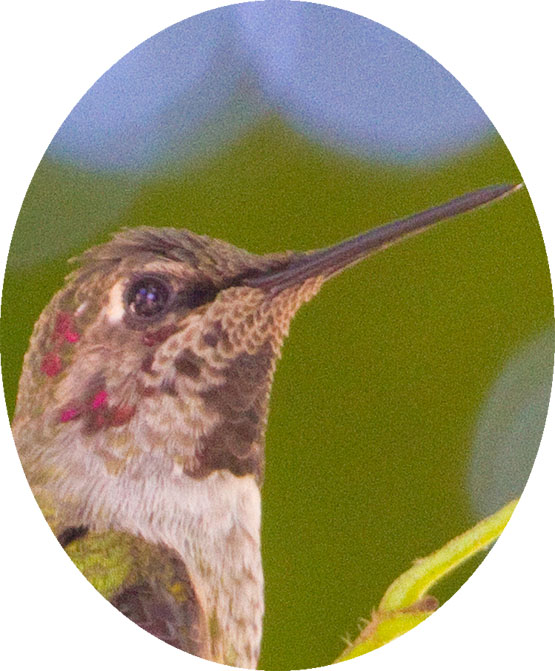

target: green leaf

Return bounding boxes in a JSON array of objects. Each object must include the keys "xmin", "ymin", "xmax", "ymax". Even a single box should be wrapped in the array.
[{"xmin": 336, "ymin": 499, "xmax": 517, "ymax": 662}]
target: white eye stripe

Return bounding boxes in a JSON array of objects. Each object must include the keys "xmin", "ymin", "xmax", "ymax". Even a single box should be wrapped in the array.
[{"xmin": 105, "ymin": 281, "xmax": 126, "ymax": 324}]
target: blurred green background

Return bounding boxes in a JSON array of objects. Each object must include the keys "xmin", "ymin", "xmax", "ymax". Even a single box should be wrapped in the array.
[{"xmin": 2, "ymin": 118, "xmax": 553, "ymax": 669}]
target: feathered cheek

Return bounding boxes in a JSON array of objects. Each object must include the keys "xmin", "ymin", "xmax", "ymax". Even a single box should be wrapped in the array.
[{"xmin": 40, "ymin": 311, "xmax": 81, "ymax": 378}]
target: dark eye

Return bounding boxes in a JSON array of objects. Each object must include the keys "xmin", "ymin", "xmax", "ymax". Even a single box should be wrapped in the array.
[{"xmin": 125, "ymin": 276, "xmax": 171, "ymax": 319}]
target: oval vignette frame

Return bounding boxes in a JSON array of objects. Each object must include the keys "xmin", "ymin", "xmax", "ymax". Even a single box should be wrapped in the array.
[{"xmin": 1, "ymin": 2, "xmax": 553, "ymax": 671}]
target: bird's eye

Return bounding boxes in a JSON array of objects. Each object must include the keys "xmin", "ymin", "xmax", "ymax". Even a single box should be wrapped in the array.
[{"xmin": 125, "ymin": 276, "xmax": 171, "ymax": 319}]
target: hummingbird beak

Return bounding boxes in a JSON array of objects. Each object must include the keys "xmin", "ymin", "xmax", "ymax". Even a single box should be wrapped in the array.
[{"xmin": 242, "ymin": 183, "xmax": 522, "ymax": 294}]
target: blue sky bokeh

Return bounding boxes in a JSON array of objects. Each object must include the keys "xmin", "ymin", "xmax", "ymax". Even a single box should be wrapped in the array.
[{"xmin": 47, "ymin": 1, "xmax": 495, "ymax": 173}]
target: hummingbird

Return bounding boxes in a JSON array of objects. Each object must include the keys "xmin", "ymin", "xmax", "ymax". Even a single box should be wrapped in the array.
[{"xmin": 12, "ymin": 183, "xmax": 519, "ymax": 668}]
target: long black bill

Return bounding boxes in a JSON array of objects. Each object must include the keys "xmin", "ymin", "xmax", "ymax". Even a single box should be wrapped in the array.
[{"xmin": 243, "ymin": 183, "xmax": 522, "ymax": 294}]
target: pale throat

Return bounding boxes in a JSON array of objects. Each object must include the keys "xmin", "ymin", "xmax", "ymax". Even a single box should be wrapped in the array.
[{"xmin": 84, "ymin": 463, "xmax": 265, "ymax": 667}]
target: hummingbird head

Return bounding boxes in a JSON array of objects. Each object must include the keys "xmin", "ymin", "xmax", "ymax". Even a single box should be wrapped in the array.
[
  {"xmin": 14, "ymin": 184, "xmax": 519, "ymax": 487},
  {"xmin": 15, "ymin": 227, "xmax": 323, "ymax": 483}
]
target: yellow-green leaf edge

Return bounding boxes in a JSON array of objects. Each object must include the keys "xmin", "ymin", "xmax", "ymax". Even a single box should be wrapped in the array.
[{"xmin": 336, "ymin": 499, "xmax": 518, "ymax": 662}]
